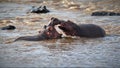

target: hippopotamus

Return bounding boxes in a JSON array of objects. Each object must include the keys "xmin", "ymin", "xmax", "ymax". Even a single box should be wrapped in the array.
[
  {"xmin": 91, "ymin": 11, "xmax": 120, "ymax": 16},
  {"xmin": 15, "ymin": 17, "xmax": 106, "ymax": 41},
  {"xmin": 1, "ymin": 25, "xmax": 16, "ymax": 30},
  {"xmin": 46, "ymin": 17, "xmax": 106, "ymax": 38},
  {"xmin": 28, "ymin": 6, "xmax": 50, "ymax": 14},
  {"xmin": 15, "ymin": 25, "xmax": 62, "ymax": 41}
]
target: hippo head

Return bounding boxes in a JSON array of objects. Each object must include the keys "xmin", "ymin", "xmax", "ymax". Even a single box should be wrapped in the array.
[
  {"xmin": 44, "ymin": 17, "xmax": 67, "ymax": 37},
  {"xmin": 42, "ymin": 25, "xmax": 62, "ymax": 39},
  {"xmin": 40, "ymin": 17, "xmax": 65, "ymax": 39}
]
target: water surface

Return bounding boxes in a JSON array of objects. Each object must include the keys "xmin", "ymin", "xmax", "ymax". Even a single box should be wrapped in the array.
[{"xmin": 0, "ymin": 0, "xmax": 120, "ymax": 67}]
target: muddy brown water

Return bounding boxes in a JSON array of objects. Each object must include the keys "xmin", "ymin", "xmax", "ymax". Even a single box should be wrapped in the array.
[{"xmin": 0, "ymin": 0, "xmax": 120, "ymax": 67}]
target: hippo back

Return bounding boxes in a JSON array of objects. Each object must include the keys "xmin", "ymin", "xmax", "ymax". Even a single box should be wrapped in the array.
[{"xmin": 78, "ymin": 24, "xmax": 106, "ymax": 38}]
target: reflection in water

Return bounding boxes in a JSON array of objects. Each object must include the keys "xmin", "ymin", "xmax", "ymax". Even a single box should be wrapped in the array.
[
  {"xmin": 40, "ymin": 37, "xmax": 105, "ymax": 51},
  {"xmin": 41, "ymin": 38, "xmax": 75, "ymax": 51}
]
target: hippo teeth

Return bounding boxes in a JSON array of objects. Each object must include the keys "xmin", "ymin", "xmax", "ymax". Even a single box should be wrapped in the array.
[{"xmin": 54, "ymin": 24, "xmax": 67, "ymax": 37}]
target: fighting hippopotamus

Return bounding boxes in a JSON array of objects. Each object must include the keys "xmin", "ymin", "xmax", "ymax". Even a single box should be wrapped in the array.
[
  {"xmin": 15, "ymin": 25, "xmax": 62, "ymax": 41},
  {"xmin": 46, "ymin": 17, "xmax": 106, "ymax": 38},
  {"xmin": 15, "ymin": 17, "xmax": 106, "ymax": 41}
]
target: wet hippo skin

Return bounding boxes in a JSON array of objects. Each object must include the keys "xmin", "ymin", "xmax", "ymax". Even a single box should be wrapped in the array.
[
  {"xmin": 91, "ymin": 11, "xmax": 120, "ymax": 16},
  {"xmin": 15, "ymin": 17, "xmax": 106, "ymax": 41},
  {"xmin": 47, "ymin": 17, "xmax": 106, "ymax": 38},
  {"xmin": 1, "ymin": 25, "xmax": 16, "ymax": 30},
  {"xmin": 28, "ymin": 6, "xmax": 50, "ymax": 14},
  {"xmin": 15, "ymin": 26, "xmax": 62, "ymax": 41}
]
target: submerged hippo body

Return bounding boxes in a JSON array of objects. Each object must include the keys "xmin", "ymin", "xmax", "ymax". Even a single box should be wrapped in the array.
[
  {"xmin": 28, "ymin": 6, "xmax": 50, "ymax": 14},
  {"xmin": 91, "ymin": 11, "xmax": 120, "ymax": 16},
  {"xmin": 15, "ymin": 26, "xmax": 61, "ymax": 41},
  {"xmin": 15, "ymin": 17, "xmax": 106, "ymax": 41},
  {"xmin": 1, "ymin": 25, "xmax": 16, "ymax": 30},
  {"xmin": 58, "ymin": 23, "xmax": 106, "ymax": 38}
]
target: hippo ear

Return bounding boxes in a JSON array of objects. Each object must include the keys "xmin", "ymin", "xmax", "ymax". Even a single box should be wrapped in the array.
[
  {"xmin": 67, "ymin": 20, "xmax": 72, "ymax": 23},
  {"xmin": 58, "ymin": 26, "xmax": 68, "ymax": 32},
  {"xmin": 51, "ymin": 17, "xmax": 58, "ymax": 20},
  {"xmin": 51, "ymin": 17, "xmax": 55, "ymax": 20},
  {"xmin": 51, "ymin": 17, "xmax": 59, "ymax": 21}
]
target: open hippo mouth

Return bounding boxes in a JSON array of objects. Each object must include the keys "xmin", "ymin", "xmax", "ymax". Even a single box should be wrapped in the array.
[{"xmin": 15, "ymin": 17, "xmax": 106, "ymax": 41}]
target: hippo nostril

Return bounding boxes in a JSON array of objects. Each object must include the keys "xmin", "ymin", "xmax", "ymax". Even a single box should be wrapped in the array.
[{"xmin": 47, "ymin": 32, "xmax": 50, "ymax": 35}]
